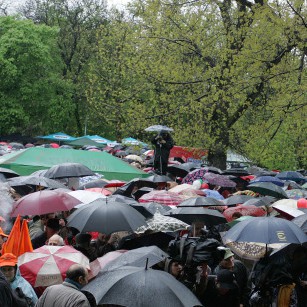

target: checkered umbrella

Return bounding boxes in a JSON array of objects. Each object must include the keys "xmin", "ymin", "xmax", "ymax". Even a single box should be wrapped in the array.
[{"xmin": 139, "ymin": 190, "xmax": 184, "ymax": 206}]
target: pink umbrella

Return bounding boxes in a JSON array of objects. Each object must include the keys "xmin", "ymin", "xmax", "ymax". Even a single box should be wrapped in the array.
[
  {"xmin": 85, "ymin": 188, "xmax": 112, "ymax": 196},
  {"xmin": 18, "ymin": 245, "xmax": 89, "ymax": 287},
  {"xmin": 139, "ymin": 190, "xmax": 184, "ymax": 206},
  {"xmin": 11, "ymin": 190, "xmax": 81, "ymax": 217},
  {"xmin": 223, "ymin": 205, "xmax": 266, "ymax": 222},
  {"xmin": 89, "ymin": 250, "xmax": 127, "ymax": 279}
]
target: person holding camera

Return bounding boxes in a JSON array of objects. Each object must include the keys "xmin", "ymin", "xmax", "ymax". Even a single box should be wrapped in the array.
[{"xmin": 151, "ymin": 130, "xmax": 174, "ymax": 175}]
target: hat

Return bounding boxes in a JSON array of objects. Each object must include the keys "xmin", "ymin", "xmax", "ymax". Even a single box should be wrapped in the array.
[
  {"xmin": 223, "ymin": 248, "xmax": 234, "ymax": 260},
  {"xmin": 0, "ymin": 227, "xmax": 8, "ymax": 237},
  {"xmin": 0, "ymin": 253, "xmax": 17, "ymax": 267},
  {"xmin": 217, "ymin": 269, "xmax": 238, "ymax": 289},
  {"xmin": 46, "ymin": 218, "xmax": 60, "ymax": 231}
]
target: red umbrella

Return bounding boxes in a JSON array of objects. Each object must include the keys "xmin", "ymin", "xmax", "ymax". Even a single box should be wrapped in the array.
[
  {"xmin": 139, "ymin": 190, "xmax": 184, "ymax": 206},
  {"xmin": 18, "ymin": 245, "xmax": 89, "ymax": 287},
  {"xmin": 223, "ymin": 205, "xmax": 266, "ymax": 222},
  {"xmin": 11, "ymin": 190, "xmax": 81, "ymax": 217},
  {"xmin": 89, "ymin": 250, "xmax": 127, "ymax": 279}
]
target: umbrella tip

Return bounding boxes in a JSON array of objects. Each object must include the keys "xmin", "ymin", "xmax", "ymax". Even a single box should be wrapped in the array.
[{"xmin": 145, "ymin": 257, "xmax": 149, "ymax": 270}]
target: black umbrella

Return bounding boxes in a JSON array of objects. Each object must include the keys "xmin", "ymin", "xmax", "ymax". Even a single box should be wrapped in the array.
[
  {"xmin": 165, "ymin": 207, "xmax": 226, "ymax": 226},
  {"xmin": 222, "ymin": 168, "xmax": 250, "ymax": 176},
  {"xmin": 276, "ymin": 171, "xmax": 306, "ymax": 183},
  {"xmin": 83, "ymin": 266, "xmax": 202, "ymax": 307},
  {"xmin": 142, "ymin": 174, "xmax": 172, "ymax": 183},
  {"xmin": 243, "ymin": 196, "xmax": 276, "ymax": 207},
  {"xmin": 108, "ymin": 194, "xmax": 138, "ymax": 205},
  {"xmin": 120, "ymin": 232, "xmax": 175, "ymax": 250},
  {"xmin": 133, "ymin": 187, "xmax": 154, "ymax": 201},
  {"xmin": 103, "ymin": 246, "xmax": 168, "ymax": 270},
  {"xmin": 30, "ymin": 169, "xmax": 48, "ymax": 177},
  {"xmin": 129, "ymin": 202, "xmax": 171, "ymax": 219},
  {"xmin": 178, "ymin": 196, "xmax": 224, "ymax": 207},
  {"xmin": 292, "ymin": 214, "xmax": 307, "ymax": 234},
  {"xmin": 67, "ymin": 198, "xmax": 147, "ymax": 235},
  {"xmin": 222, "ymin": 195, "xmax": 254, "ymax": 206},
  {"xmin": 44, "ymin": 163, "xmax": 95, "ymax": 179},
  {"xmin": 78, "ymin": 179, "xmax": 109, "ymax": 189},
  {"xmin": 167, "ymin": 163, "xmax": 200, "ymax": 178},
  {"xmin": 0, "ymin": 167, "xmax": 20, "ymax": 179},
  {"xmin": 247, "ymin": 182, "xmax": 289, "ymax": 199},
  {"xmin": 8, "ymin": 175, "xmax": 67, "ymax": 190}
]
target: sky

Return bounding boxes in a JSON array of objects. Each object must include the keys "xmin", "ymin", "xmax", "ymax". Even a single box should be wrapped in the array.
[{"xmin": 7, "ymin": 0, "xmax": 130, "ymax": 14}]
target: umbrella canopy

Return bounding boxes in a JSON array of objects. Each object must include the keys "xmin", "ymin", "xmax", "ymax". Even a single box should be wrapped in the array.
[
  {"xmin": 167, "ymin": 163, "xmax": 200, "ymax": 178},
  {"xmin": 103, "ymin": 246, "xmax": 168, "ymax": 271},
  {"xmin": 247, "ymin": 182, "xmax": 289, "ymax": 199},
  {"xmin": 67, "ymin": 190, "xmax": 107, "ymax": 208},
  {"xmin": 250, "ymin": 176, "xmax": 284, "ymax": 187},
  {"xmin": 145, "ymin": 125, "xmax": 174, "ymax": 132},
  {"xmin": 178, "ymin": 196, "xmax": 224, "ymax": 207},
  {"xmin": 142, "ymin": 174, "xmax": 172, "ymax": 184},
  {"xmin": 83, "ymin": 266, "xmax": 201, "ymax": 307},
  {"xmin": 44, "ymin": 162, "xmax": 95, "ymax": 179},
  {"xmin": 222, "ymin": 195, "xmax": 254, "ymax": 206},
  {"xmin": 276, "ymin": 171, "xmax": 306, "ymax": 183},
  {"xmin": 202, "ymin": 166, "xmax": 222, "ymax": 174},
  {"xmin": 130, "ymin": 202, "xmax": 171, "ymax": 219},
  {"xmin": 165, "ymin": 207, "xmax": 226, "ymax": 226},
  {"xmin": 286, "ymin": 189, "xmax": 307, "ymax": 200},
  {"xmin": 0, "ymin": 167, "xmax": 20, "ymax": 178},
  {"xmin": 108, "ymin": 194, "xmax": 138, "ymax": 205},
  {"xmin": 271, "ymin": 204, "xmax": 305, "ymax": 220},
  {"xmin": 36, "ymin": 132, "xmax": 76, "ymax": 142},
  {"xmin": 222, "ymin": 168, "xmax": 251, "ymax": 176},
  {"xmin": 270, "ymin": 198, "xmax": 298, "ymax": 208},
  {"xmin": 223, "ymin": 205, "xmax": 266, "ymax": 222},
  {"xmin": 78, "ymin": 179, "xmax": 109, "ymax": 189},
  {"xmin": 227, "ymin": 215, "xmax": 254, "ymax": 227},
  {"xmin": 67, "ymin": 199, "xmax": 147, "ymax": 235},
  {"xmin": 292, "ymin": 214, "xmax": 307, "ymax": 234},
  {"xmin": 11, "ymin": 190, "xmax": 81, "ymax": 217},
  {"xmin": 243, "ymin": 196, "xmax": 276, "ymax": 207},
  {"xmin": 139, "ymin": 190, "xmax": 184, "ymax": 206},
  {"xmin": 202, "ymin": 173, "xmax": 237, "ymax": 188},
  {"xmin": 137, "ymin": 213, "xmax": 189, "ymax": 233},
  {"xmin": 8, "ymin": 175, "xmax": 68, "ymax": 190},
  {"xmin": 18, "ymin": 245, "xmax": 89, "ymax": 287}
]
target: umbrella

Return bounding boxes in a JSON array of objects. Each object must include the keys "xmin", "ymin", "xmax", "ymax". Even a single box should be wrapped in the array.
[
  {"xmin": 82, "ymin": 266, "xmax": 201, "ymax": 307},
  {"xmin": 67, "ymin": 190, "xmax": 107, "ymax": 208},
  {"xmin": 142, "ymin": 174, "xmax": 172, "ymax": 184},
  {"xmin": 202, "ymin": 166, "xmax": 222, "ymax": 174},
  {"xmin": 243, "ymin": 196, "xmax": 276, "ymax": 207},
  {"xmin": 139, "ymin": 190, "xmax": 184, "ymax": 206},
  {"xmin": 103, "ymin": 246, "xmax": 168, "ymax": 271},
  {"xmin": 132, "ymin": 187, "xmax": 154, "ymax": 201},
  {"xmin": 271, "ymin": 204, "xmax": 305, "ymax": 220},
  {"xmin": 222, "ymin": 168, "xmax": 251, "ymax": 176},
  {"xmin": 202, "ymin": 172, "xmax": 236, "ymax": 188},
  {"xmin": 30, "ymin": 169, "xmax": 48, "ymax": 177},
  {"xmin": 108, "ymin": 194, "xmax": 138, "ymax": 205},
  {"xmin": 286, "ymin": 189, "xmax": 307, "ymax": 200},
  {"xmin": 292, "ymin": 214, "xmax": 307, "ymax": 233},
  {"xmin": 89, "ymin": 250, "xmax": 127, "ymax": 279},
  {"xmin": 136, "ymin": 213, "xmax": 189, "ymax": 233},
  {"xmin": 276, "ymin": 171, "xmax": 306, "ymax": 183},
  {"xmin": 125, "ymin": 155, "xmax": 143, "ymax": 163},
  {"xmin": 7, "ymin": 175, "xmax": 68, "ymax": 190},
  {"xmin": 247, "ymin": 182, "xmax": 289, "ymax": 199},
  {"xmin": 78, "ymin": 179, "xmax": 109, "ymax": 189},
  {"xmin": 120, "ymin": 232, "xmax": 175, "ymax": 250},
  {"xmin": 223, "ymin": 205, "xmax": 266, "ymax": 222},
  {"xmin": 11, "ymin": 190, "xmax": 81, "ymax": 217},
  {"xmin": 44, "ymin": 163, "xmax": 95, "ymax": 179},
  {"xmin": 0, "ymin": 167, "xmax": 20, "ymax": 178},
  {"xmin": 182, "ymin": 168, "xmax": 207, "ymax": 184},
  {"xmin": 85, "ymin": 188, "xmax": 112, "ymax": 196},
  {"xmin": 270, "ymin": 198, "xmax": 298, "ymax": 208},
  {"xmin": 145, "ymin": 125, "xmax": 174, "ymax": 132},
  {"xmin": 165, "ymin": 207, "xmax": 227, "ymax": 226},
  {"xmin": 227, "ymin": 215, "xmax": 254, "ymax": 227},
  {"xmin": 9, "ymin": 142, "xmax": 25, "ymax": 150},
  {"xmin": 130, "ymin": 201, "xmax": 171, "ymax": 219},
  {"xmin": 222, "ymin": 195, "xmax": 254, "ymax": 206},
  {"xmin": 67, "ymin": 198, "xmax": 147, "ymax": 235},
  {"xmin": 18, "ymin": 245, "xmax": 89, "ymax": 287},
  {"xmin": 250, "ymin": 176, "xmax": 284, "ymax": 187},
  {"xmin": 178, "ymin": 196, "xmax": 224, "ymax": 207},
  {"xmin": 167, "ymin": 163, "xmax": 200, "ymax": 178},
  {"xmin": 202, "ymin": 189, "xmax": 225, "ymax": 200},
  {"xmin": 223, "ymin": 217, "xmax": 307, "ymax": 260}
]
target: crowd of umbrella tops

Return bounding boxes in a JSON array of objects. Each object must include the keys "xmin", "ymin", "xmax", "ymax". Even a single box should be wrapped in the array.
[{"xmin": 0, "ymin": 162, "xmax": 307, "ymax": 306}]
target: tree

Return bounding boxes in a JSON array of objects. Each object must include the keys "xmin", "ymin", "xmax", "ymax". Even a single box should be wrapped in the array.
[
  {"xmin": 20, "ymin": 0, "xmax": 108, "ymax": 135},
  {"xmin": 0, "ymin": 16, "xmax": 73, "ymax": 135},
  {"xmin": 128, "ymin": 0, "xmax": 307, "ymax": 169}
]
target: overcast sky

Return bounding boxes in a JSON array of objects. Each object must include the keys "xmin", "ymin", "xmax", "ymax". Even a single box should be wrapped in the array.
[{"xmin": 8, "ymin": 0, "xmax": 130, "ymax": 14}]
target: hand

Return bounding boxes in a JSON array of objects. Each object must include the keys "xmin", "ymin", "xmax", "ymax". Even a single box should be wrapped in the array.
[{"xmin": 300, "ymin": 280, "xmax": 307, "ymax": 288}]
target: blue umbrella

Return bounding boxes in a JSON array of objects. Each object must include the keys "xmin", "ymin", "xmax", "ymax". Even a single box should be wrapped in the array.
[
  {"xmin": 36, "ymin": 132, "xmax": 76, "ymax": 142},
  {"xmin": 276, "ymin": 171, "xmax": 306, "ymax": 183},
  {"xmin": 250, "ymin": 176, "xmax": 284, "ymax": 187}
]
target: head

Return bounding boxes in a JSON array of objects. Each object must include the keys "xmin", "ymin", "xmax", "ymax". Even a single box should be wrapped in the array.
[
  {"xmin": 216, "ymin": 269, "xmax": 238, "ymax": 295},
  {"xmin": 48, "ymin": 234, "xmax": 65, "ymax": 246},
  {"xmin": 0, "ymin": 253, "xmax": 17, "ymax": 282},
  {"xmin": 66, "ymin": 264, "xmax": 89, "ymax": 286},
  {"xmin": 160, "ymin": 130, "xmax": 170, "ymax": 139},
  {"xmin": 231, "ymin": 212, "xmax": 243, "ymax": 220},
  {"xmin": 75, "ymin": 233, "xmax": 92, "ymax": 248},
  {"xmin": 164, "ymin": 258, "xmax": 183, "ymax": 278},
  {"xmin": 45, "ymin": 218, "xmax": 60, "ymax": 238},
  {"xmin": 218, "ymin": 247, "xmax": 235, "ymax": 270},
  {"xmin": 0, "ymin": 227, "xmax": 8, "ymax": 250}
]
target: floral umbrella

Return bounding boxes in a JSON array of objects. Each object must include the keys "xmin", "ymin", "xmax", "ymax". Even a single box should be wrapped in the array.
[
  {"xmin": 139, "ymin": 190, "xmax": 184, "ymax": 206},
  {"xmin": 18, "ymin": 245, "xmax": 89, "ymax": 287}
]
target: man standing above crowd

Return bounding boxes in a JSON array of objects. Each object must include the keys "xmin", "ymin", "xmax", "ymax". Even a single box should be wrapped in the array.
[{"xmin": 35, "ymin": 264, "xmax": 91, "ymax": 307}]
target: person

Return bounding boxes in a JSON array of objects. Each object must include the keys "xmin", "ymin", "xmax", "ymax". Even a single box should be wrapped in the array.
[
  {"xmin": 164, "ymin": 257, "xmax": 183, "ymax": 279},
  {"xmin": 35, "ymin": 264, "xmax": 91, "ymax": 307},
  {"xmin": 74, "ymin": 233, "xmax": 97, "ymax": 262},
  {"xmin": 31, "ymin": 218, "xmax": 60, "ymax": 249},
  {"xmin": 0, "ymin": 253, "xmax": 38, "ymax": 306},
  {"xmin": 214, "ymin": 247, "xmax": 250, "ymax": 306},
  {"xmin": 0, "ymin": 269, "xmax": 22, "ymax": 307},
  {"xmin": 28, "ymin": 216, "xmax": 44, "ymax": 240},
  {"xmin": 151, "ymin": 130, "xmax": 174, "ymax": 175},
  {"xmin": 47, "ymin": 234, "xmax": 65, "ymax": 246},
  {"xmin": 0, "ymin": 227, "xmax": 9, "ymax": 254}
]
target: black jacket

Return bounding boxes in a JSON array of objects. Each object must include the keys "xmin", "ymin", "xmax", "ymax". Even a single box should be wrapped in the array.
[{"xmin": 151, "ymin": 134, "xmax": 174, "ymax": 164}]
